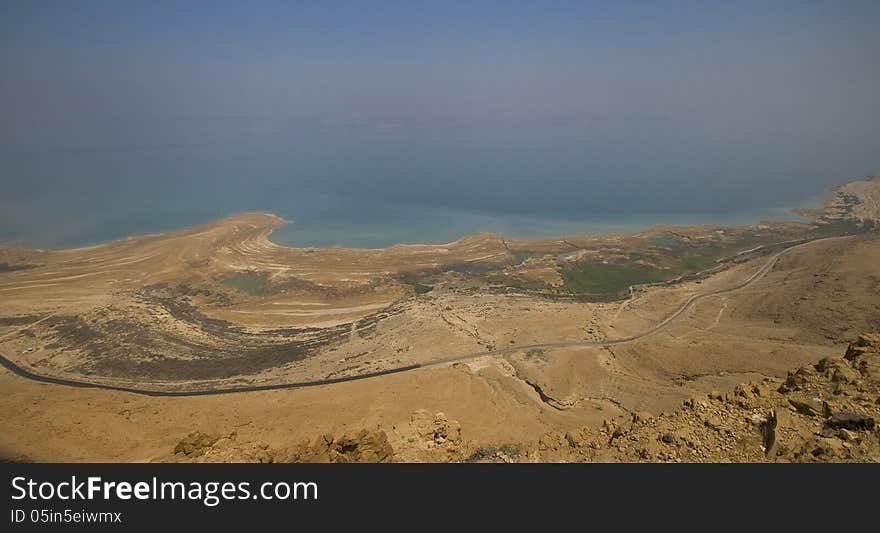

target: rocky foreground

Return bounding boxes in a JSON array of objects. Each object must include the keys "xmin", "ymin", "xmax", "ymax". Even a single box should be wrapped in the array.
[
  {"xmin": 534, "ymin": 334, "xmax": 879, "ymax": 463},
  {"xmin": 169, "ymin": 334, "xmax": 880, "ymax": 463}
]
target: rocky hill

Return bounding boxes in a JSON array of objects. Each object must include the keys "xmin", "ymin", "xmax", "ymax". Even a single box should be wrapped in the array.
[
  {"xmin": 821, "ymin": 176, "xmax": 880, "ymax": 227},
  {"xmin": 168, "ymin": 334, "xmax": 879, "ymax": 463},
  {"xmin": 531, "ymin": 333, "xmax": 879, "ymax": 463}
]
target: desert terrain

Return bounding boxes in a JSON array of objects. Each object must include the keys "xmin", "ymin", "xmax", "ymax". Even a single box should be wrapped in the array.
[{"xmin": 1, "ymin": 177, "xmax": 878, "ymax": 462}]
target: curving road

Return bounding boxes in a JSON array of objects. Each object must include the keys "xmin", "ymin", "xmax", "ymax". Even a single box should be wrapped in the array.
[{"xmin": 0, "ymin": 236, "xmax": 835, "ymax": 397}]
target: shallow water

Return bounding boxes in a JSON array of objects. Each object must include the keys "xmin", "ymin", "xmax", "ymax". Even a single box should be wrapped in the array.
[
  {"xmin": 268, "ymin": 196, "xmax": 824, "ymax": 248},
  {"xmin": 0, "ymin": 189, "xmax": 826, "ymax": 250}
]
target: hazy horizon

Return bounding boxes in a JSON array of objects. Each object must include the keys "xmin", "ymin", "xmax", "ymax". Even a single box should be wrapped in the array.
[{"xmin": 2, "ymin": 1, "xmax": 879, "ymax": 247}]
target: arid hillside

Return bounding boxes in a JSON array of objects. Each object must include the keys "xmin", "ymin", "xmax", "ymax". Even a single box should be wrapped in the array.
[
  {"xmin": 0, "ymin": 177, "xmax": 878, "ymax": 462},
  {"xmin": 161, "ymin": 333, "xmax": 880, "ymax": 463}
]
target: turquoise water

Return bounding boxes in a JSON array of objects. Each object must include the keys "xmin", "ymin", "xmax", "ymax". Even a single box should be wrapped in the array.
[
  {"xmin": 0, "ymin": 105, "xmax": 866, "ymax": 251},
  {"xmin": 0, "ymin": 190, "xmax": 826, "ymax": 250},
  {"xmin": 0, "ymin": 132, "xmax": 844, "ymax": 250},
  {"xmin": 268, "ymin": 195, "xmax": 825, "ymax": 248}
]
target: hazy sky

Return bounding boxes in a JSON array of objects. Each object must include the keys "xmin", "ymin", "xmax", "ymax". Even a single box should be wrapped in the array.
[{"xmin": 2, "ymin": 1, "xmax": 879, "ymax": 245}]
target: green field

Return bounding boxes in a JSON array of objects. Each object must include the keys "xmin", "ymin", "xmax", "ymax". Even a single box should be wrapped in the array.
[
  {"xmin": 676, "ymin": 249, "xmax": 721, "ymax": 271},
  {"xmin": 561, "ymin": 247, "xmax": 723, "ymax": 299},
  {"xmin": 561, "ymin": 263, "xmax": 670, "ymax": 296}
]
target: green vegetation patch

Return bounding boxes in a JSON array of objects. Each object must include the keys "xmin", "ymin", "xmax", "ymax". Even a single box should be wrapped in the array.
[
  {"xmin": 0, "ymin": 263, "xmax": 35, "ymax": 273},
  {"xmin": 219, "ymin": 271, "xmax": 271, "ymax": 296},
  {"xmin": 676, "ymin": 249, "xmax": 721, "ymax": 271},
  {"xmin": 647, "ymin": 236, "xmax": 680, "ymax": 248},
  {"xmin": 811, "ymin": 219, "xmax": 871, "ymax": 238},
  {"xmin": 486, "ymin": 273, "xmax": 549, "ymax": 291},
  {"xmin": 400, "ymin": 274, "xmax": 433, "ymax": 294},
  {"xmin": 561, "ymin": 246, "xmax": 724, "ymax": 299},
  {"xmin": 445, "ymin": 262, "xmax": 497, "ymax": 275},
  {"xmin": 561, "ymin": 263, "xmax": 670, "ymax": 296}
]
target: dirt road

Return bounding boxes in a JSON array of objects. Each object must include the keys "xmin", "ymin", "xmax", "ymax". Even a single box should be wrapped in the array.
[{"xmin": 0, "ymin": 236, "xmax": 842, "ymax": 396}]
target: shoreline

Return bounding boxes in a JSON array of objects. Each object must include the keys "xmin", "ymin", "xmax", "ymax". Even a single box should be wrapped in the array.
[
  {"xmin": 0, "ymin": 189, "xmax": 833, "ymax": 254},
  {"xmin": 271, "ymin": 207, "xmax": 819, "ymax": 251}
]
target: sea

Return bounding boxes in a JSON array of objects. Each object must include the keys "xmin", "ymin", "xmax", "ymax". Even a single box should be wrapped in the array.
[{"xmin": 0, "ymin": 131, "xmax": 863, "ymax": 250}]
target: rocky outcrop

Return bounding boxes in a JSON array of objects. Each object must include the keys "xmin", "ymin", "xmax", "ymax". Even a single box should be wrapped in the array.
[
  {"xmin": 391, "ymin": 410, "xmax": 466, "ymax": 462},
  {"xmin": 167, "ymin": 408, "xmax": 467, "ymax": 463},
  {"xmin": 821, "ymin": 177, "xmax": 880, "ymax": 227},
  {"xmin": 168, "ymin": 335, "xmax": 880, "ymax": 463},
  {"xmin": 531, "ymin": 333, "xmax": 880, "ymax": 463},
  {"xmin": 281, "ymin": 429, "xmax": 394, "ymax": 463},
  {"xmin": 172, "ymin": 431, "xmax": 221, "ymax": 458},
  {"xmin": 170, "ymin": 428, "xmax": 394, "ymax": 463}
]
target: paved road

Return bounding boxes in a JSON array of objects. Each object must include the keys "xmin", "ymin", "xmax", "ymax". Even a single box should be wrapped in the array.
[{"xmin": 0, "ymin": 236, "xmax": 836, "ymax": 397}]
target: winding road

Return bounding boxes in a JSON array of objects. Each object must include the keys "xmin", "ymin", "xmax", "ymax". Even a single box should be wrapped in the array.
[{"xmin": 0, "ymin": 236, "xmax": 834, "ymax": 397}]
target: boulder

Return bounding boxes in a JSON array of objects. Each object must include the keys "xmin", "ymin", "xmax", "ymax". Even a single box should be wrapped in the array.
[
  {"xmin": 787, "ymin": 397, "xmax": 823, "ymax": 417},
  {"xmin": 632, "ymin": 410, "xmax": 654, "ymax": 423},
  {"xmin": 538, "ymin": 432, "xmax": 566, "ymax": 452},
  {"xmin": 564, "ymin": 428, "xmax": 595, "ymax": 449},
  {"xmin": 779, "ymin": 365, "xmax": 819, "ymax": 393},
  {"xmin": 826, "ymin": 412, "xmax": 875, "ymax": 431},
  {"xmin": 173, "ymin": 431, "xmax": 221, "ymax": 457},
  {"xmin": 832, "ymin": 366, "xmax": 861, "ymax": 384},
  {"xmin": 331, "ymin": 429, "xmax": 394, "ymax": 463}
]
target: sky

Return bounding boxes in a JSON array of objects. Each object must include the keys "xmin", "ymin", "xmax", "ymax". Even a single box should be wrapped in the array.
[{"xmin": 1, "ymin": 1, "xmax": 879, "ymax": 246}]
